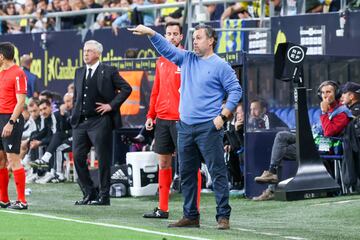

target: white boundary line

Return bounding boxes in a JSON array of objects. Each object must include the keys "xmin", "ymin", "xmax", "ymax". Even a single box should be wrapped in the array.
[
  {"xmin": 2, "ymin": 210, "xmax": 308, "ymax": 240},
  {"xmin": 198, "ymin": 223, "xmax": 308, "ymax": 240},
  {"xmin": 311, "ymin": 198, "xmax": 360, "ymax": 207},
  {"xmin": 1, "ymin": 210, "xmax": 210, "ymax": 240},
  {"xmin": 227, "ymin": 227, "xmax": 307, "ymax": 240}
]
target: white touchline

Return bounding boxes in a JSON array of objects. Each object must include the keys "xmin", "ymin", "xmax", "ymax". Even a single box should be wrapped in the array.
[
  {"xmin": 2, "ymin": 210, "xmax": 210, "ymax": 240},
  {"xmin": 311, "ymin": 199, "xmax": 360, "ymax": 207},
  {"xmin": 201, "ymin": 224, "xmax": 308, "ymax": 240},
  {"xmin": 231, "ymin": 228, "xmax": 307, "ymax": 240}
]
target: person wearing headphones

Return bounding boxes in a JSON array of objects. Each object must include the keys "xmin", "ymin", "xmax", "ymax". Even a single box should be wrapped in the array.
[{"xmin": 252, "ymin": 80, "xmax": 353, "ymax": 201}]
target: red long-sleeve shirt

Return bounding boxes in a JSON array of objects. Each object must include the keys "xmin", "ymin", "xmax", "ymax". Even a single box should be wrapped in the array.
[
  {"xmin": 147, "ymin": 56, "xmax": 181, "ymax": 120},
  {"xmin": 320, "ymin": 101, "xmax": 350, "ymax": 137}
]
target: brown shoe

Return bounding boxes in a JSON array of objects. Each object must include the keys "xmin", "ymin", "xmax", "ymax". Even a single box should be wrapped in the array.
[
  {"xmin": 217, "ymin": 218, "xmax": 230, "ymax": 230},
  {"xmin": 254, "ymin": 171, "xmax": 279, "ymax": 183},
  {"xmin": 168, "ymin": 217, "xmax": 200, "ymax": 228},
  {"xmin": 252, "ymin": 189, "xmax": 274, "ymax": 201}
]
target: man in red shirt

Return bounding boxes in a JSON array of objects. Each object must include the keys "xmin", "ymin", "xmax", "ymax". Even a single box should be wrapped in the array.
[
  {"xmin": 0, "ymin": 42, "xmax": 28, "ymax": 210},
  {"xmin": 253, "ymin": 80, "xmax": 352, "ymax": 201},
  {"xmin": 143, "ymin": 22, "xmax": 202, "ymax": 219}
]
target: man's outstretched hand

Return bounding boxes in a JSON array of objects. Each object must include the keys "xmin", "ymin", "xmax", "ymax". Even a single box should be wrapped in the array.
[{"xmin": 128, "ymin": 25, "xmax": 156, "ymax": 37}]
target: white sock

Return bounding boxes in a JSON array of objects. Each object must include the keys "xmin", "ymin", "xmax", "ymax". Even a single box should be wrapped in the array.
[
  {"xmin": 41, "ymin": 152, "xmax": 52, "ymax": 163},
  {"xmin": 56, "ymin": 150, "xmax": 63, "ymax": 173}
]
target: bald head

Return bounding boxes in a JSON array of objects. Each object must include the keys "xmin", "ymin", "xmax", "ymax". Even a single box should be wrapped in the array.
[
  {"xmin": 20, "ymin": 54, "xmax": 33, "ymax": 68},
  {"xmin": 63, "ymin": 93, "xmax": 73, "ymax": 111}
]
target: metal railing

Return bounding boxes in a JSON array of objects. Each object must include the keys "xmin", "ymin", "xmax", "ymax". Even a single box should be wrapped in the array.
[
  {"xmin": 0, "ymin": 0, "xmax": 273, "ymax": 52},
  {"xmin": 0, "ymin": 0, "xmax": 352, "ymax": 35},
  {"xmin": 0, "ymin": 0, "xmax": 268, "ymax": 32}
]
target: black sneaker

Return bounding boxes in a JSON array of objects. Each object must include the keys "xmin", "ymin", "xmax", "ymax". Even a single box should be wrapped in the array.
[
  {"xmin": 30, "ymin": 159, "xmax": 49, "ymax": 168},
  {"xmin": 143, "ymin": 207, "xmax": 169, "ymax": 219},
  {"xmin": 8, "ymin": 201, "xmax": 28, "ymax": 210},
  {"xmin": 0, "ymin": 201, "xmax": 10, "ymax": 208}
]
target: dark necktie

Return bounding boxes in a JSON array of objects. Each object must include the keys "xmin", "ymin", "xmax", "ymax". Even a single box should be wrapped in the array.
[{"xmin": 86, "ymin": 68, "xmax": 92, "ymax": 83}]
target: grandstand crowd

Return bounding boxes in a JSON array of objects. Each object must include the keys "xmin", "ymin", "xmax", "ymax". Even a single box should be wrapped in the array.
[{"xmin": 1, "ymin": 0, "xmax": 359, "ymax": 34}]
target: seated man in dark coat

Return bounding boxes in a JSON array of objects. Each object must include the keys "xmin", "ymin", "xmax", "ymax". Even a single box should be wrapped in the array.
[{"xmin": 248, "ymin": 98, "xmax": 288, "ymax": 130}]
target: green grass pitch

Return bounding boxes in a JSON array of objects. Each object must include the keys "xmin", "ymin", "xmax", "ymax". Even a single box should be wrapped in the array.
[{"xmin": 1, "ymin": 182, "xmax": 360, "ymax": 240}]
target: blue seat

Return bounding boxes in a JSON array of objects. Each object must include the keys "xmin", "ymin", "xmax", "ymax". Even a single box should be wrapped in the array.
[
  {"xmin": 269, "ymin": 107, "xmax": 276, "ymax": 113},
  {"xmin": 274, "ymin": 108, "xmax": 283, "ymax": 119},
  {"xmin": 308, "ymin": 107, "xmax": 316, "ymax": 126},
  {"xmin": 287, "ymin": 109, "xmax": 296, "ymax": 129},
  {"xmin": 312, "ymin": 108, "xmax": 321, "ymax": 126},
  {"xmin": 268, "ymin": 107, "xmax": 321, "ymax": 129},
  {"xmin": 279, "ymin": 107, "xmax": 291, "ymax": 125}
]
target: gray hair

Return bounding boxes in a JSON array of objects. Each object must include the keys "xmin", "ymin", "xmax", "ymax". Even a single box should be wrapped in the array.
[
  {"xmin": 84, "ymin": 40, "xmax": 103, "ymax": 54},
  {"xmin": 194, "ymin": 24, "xmax": 218, "ymax": 50}
]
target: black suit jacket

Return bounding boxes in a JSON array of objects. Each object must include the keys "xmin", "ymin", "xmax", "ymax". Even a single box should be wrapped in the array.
[{"xmin": 71, "ymin": 63, "xmax": 132, "ymax": 129}]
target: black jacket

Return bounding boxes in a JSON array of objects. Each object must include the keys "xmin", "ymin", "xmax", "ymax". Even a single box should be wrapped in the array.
[
  {"xmin": 342, "ymin": 117, "xmax": 360, "ymax": 188},
  {"xmin": 248, "ymin": 112, "xmax": 288, "ymax": 130},
  {"xmin": 350, "ymin": 102, "xmax": 360, "ymax": 117},
  {"xmin": 30, "ymin": 113, "xmax": 60, "ymax": 146},
  {"xmin": 71, "ymin": 63, "xmax": 132, "ymax": 129}
]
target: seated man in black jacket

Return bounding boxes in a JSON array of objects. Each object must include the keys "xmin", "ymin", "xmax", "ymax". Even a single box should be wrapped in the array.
[
  {"xmin": 28, "ymin": 99, "xmax": 58, "ymax": 158},
  {"xmin": 31, "ymin": 94, "xmax": 74, "ymax": 183},
  {"xmin": 248, "ymin": 98, "xmax": 288, "ymax": 130},
  {"xmin": 25, "ymin": 99, "xmax": 58, "ymax": 183},
  {"xmin": 32, "ymin": 93, "xmax": 73, "ymax": 169}
]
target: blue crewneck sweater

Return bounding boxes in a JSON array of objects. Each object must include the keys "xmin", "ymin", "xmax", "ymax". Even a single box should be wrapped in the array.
[{"xmin": 149, "ymin": 33, "xmax": 242, "ymax": 125}]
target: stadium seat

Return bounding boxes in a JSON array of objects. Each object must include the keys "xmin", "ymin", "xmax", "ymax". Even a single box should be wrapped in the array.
[
  {"xmin": 287, "ymin": 108, "xmax": 296, "ymax": 129},
  {"xmin": 318, "ymin": 137, "xmax": 347, "ymax": 194},
  {"xmin": 269, "ymin": 106, "xmax": 321, "ymax": 130},
  {"xmin": 312, "ymin": 108, "xmax": 322, "ymax": 126},
  {"xmin": 279, "ymin": 107, "xmax": 292, "ymax": 125},
  {"xmin": 307, "ymin": 107, "xmax": 316, "ymax": 126}
]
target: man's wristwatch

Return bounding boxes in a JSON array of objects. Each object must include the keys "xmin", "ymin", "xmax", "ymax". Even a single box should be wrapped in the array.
[
  {"xmin": 8, "ymin": 119, "xmax": 15, "ymax": 125},
  {"xmin": 219, "ymin": 114, "xmax": 227, "ymax": 122}
]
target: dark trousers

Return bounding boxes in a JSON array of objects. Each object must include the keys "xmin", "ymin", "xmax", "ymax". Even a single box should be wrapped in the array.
[
  {"xmin": 177, "ymin": 120, "xmax": 231, "ymax": 221},
  {"xmin": 46, "ymin": 132, "xmax": 69, "ymax": 153},
  {"xmin": 267, "ymin": 131, "xmax": 297, "ymax": 192},
  {"xmin": 46, "ymin": 132, "xmax": 67, "ymax": 169},
  {"xmin": 73, "ymin": 115, "xmax": 112, "ymax": 198}
]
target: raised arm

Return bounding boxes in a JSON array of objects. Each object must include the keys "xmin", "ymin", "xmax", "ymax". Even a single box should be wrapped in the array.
[{"xmin": 128, "ymin": 25, "xmax": 186, "ymax": 66}]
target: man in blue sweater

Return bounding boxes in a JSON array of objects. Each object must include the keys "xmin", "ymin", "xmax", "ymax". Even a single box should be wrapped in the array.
[{"xmin": 129, "ymin": 24, "xmax": 242, "ymax": 230}]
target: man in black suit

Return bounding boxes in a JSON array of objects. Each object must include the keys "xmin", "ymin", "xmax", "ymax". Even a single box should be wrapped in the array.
[{"xmin": 71, "ymin": 40, "xmax": 132, "ymax": 206}]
